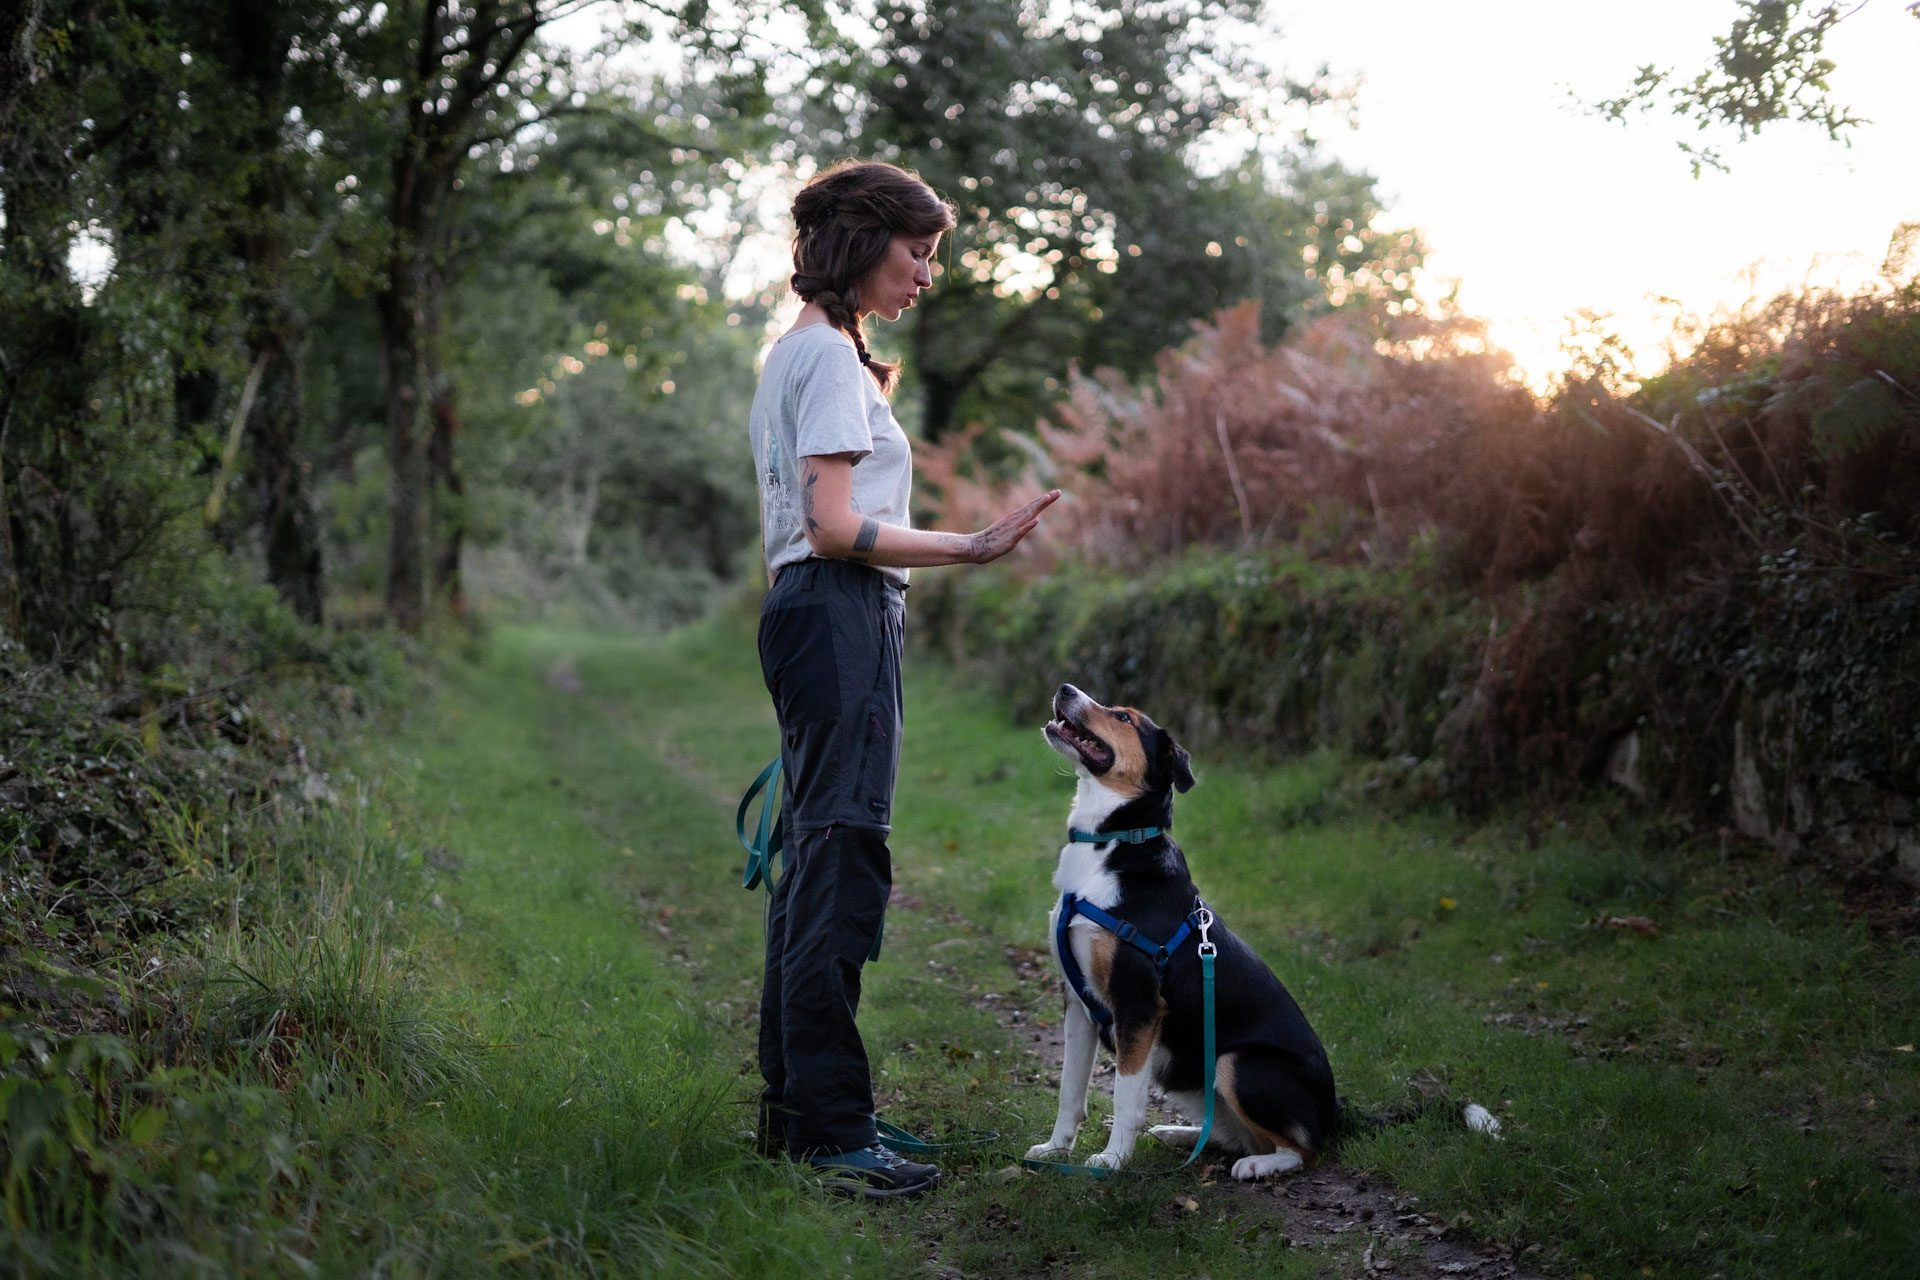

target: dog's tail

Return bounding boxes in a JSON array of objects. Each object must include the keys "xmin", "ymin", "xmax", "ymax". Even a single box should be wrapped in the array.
[
  {"xmin": 1335, "ymin": 1074, "xmax": 1504, "ymax": 1142},
  {"xmin": 1334, "ymin": 1096, "xmax": 1416, "ymax": 1133}
]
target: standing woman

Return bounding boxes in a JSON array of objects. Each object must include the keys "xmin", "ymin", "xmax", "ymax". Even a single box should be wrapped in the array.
[{"xmin": 750, "ymin": 160, "xmax": 1058, "ymax": 1199}]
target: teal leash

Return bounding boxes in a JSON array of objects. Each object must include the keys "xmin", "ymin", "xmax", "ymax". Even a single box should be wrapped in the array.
[
  {"xmin": 875, "ymin": 1118, "xmax": 998, "ymax": 1156},
  {"xmin": 1018, "ymin": 906, "xmax": 1219, "ymax": 1179},
  {"xmin": 736, "ymin": 756, "xmax": 884, "ymax": 962},
  {"xmin": 734, "ymin": 757, "xmax": 784, "ymax": 890}
]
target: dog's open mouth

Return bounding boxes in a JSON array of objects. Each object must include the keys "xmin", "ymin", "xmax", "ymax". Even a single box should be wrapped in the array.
[{"xmin": 1046, "ymin": 717, "xmax": 1113, "ymax": 771}]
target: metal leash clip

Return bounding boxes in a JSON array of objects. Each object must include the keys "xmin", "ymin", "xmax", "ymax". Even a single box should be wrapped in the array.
[{"xmin": 1194, "ymin": 901, "xmax": 1216, "ymax": 957}]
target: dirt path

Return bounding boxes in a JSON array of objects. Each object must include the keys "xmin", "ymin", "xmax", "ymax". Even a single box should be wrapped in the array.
[{"xmin": 987, "ymin": 945, "xmax": 1551, "ymax": 1279}]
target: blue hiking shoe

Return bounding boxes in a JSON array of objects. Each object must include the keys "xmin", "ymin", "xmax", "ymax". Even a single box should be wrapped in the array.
[{"xmin": 804, "ymin": 1143, "xmax": 941, "ymax": 1199}]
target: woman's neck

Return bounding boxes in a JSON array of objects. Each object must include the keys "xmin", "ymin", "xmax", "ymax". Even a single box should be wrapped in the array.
[{"xmin": 786, "ymin": 299, "xmax": 862, "ymax": 338}]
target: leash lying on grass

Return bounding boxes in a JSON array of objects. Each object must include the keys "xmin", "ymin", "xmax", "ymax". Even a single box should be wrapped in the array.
[{"xmin": 735, "ymin": 757, "xmax": 996, "ymax": 1157}]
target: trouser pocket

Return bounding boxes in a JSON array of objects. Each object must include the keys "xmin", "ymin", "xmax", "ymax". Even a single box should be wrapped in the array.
[{"xmin": 850, "ymin": 695, "xmax": 899, "ymax": 826}]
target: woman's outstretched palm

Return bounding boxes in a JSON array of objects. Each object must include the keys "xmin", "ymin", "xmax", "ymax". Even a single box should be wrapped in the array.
[{"xmin": 971, "ymin": 490, "xmax": 1061, "ymax": 564}]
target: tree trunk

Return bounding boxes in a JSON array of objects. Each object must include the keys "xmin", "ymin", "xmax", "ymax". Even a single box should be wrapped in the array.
[
  {"xmin": 249, "ymin": 335, "xmax": 325, "ymax": 625},
  {"xmin": 375, "ymin": 0, "xmax": 548, "ymax": 629},
  {"xmin": 0, "ymin": 0, "xmax": 40, "ymax": 136},
  {"xmin": 0, "ymin": 386, "xmax": 18, "ymax": 641},
  {"xmin": 0, "ymin": 0, "xmax": 48, "ymax": 639},
  {"xmin": 379, "ymin": 275, "xmax": 427, "ymax": 632},
  {"xmin": 423, "ymin": 266, "xmax": 466, "ymax": 616},
  {"xmin": 919, "ymin": 368, "xmax": 963, "ymax": 444},
  {"xmin": 0, "ymin": 130, "xmax": 94, "ymax": 653},
  {"xmin": 231, "ymin": 4, "xmax": 324, "ymax": 624}
]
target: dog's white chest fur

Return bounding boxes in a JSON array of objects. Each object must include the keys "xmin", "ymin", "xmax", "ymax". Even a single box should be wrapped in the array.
[{"xmin": 1051, "ymin": 777, "xmax": 1127, "ymax": 908}]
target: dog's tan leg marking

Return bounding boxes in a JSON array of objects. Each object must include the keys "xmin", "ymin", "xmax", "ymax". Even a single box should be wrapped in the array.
[
  {"xmin": 1089, "ymin": 1001, "xmax": 1163, "ymax": 1171},
  {"xmin": 1115, "ymin": 1000, "xmax": 1164, "ymax": 1077},
  {"xmin": 1087, "ymin": 930, "xmax": 1118, "ymax": 1007},
  {"xmin": 1213, "ymin": 1056, "xmax": 1316, "ymax": 1180},
  {"xmin": 1212, "ymin": 1059, "xmax": 1275, "ymax": 1155},
  {"xmin": 1027, "ymin": 985, "xmax": 1101, "ymax": 1160},
  {"xmin": 1150, "ymin": 1074, "xmax": 1258, "ymax": 1156}
]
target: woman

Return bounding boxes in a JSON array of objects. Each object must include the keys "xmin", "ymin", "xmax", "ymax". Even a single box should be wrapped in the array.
[{"xmin": 750, "ymin": 160, "xmax": 1058, "ymax": 1199}]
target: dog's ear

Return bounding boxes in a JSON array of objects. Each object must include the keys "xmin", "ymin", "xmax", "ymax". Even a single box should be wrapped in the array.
[{"xmin": 1168, "ymin": 739, "xmax": 1196, "ymax": 793}]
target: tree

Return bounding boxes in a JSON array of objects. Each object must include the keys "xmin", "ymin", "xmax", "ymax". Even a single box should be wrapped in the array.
[
  {"xmin": 3, "ymin": 2, "xmax": 358, "ymax": 646},
  {"xmin": 411, "ymin": 87, "xmax": 712, "ymax": 614},
  {"xmin": 1594, "ymin": 0, "xmax": 1920, "ymax": 175},
  {"xmin": 344, "ymin": 3, "xmax": 550, "ymax": 630},
  {"xmin": 797, "ymin": 0, "xmax": 1417, "ymax": 438},
  {"xmin": 0, "ymin": 2, "xmax": 235, "ymax": 655},
  {"xmin": 191, "ymin": 4, "xmax": 348, "ymax": 624},
  {"xmin": 341, "ymin": 0, "xmax": 769, "ymax": 630}
]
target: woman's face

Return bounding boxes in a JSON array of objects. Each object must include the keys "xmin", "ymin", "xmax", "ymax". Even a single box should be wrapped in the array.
[{"xmin": 858, "ymin": 232, "xmax": 942, "ymax": 323}]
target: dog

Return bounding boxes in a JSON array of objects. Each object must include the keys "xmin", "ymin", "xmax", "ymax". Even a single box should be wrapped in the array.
[{"xmin": 1023, "ymin": 683, "xmax": 1340, "ymax": 1180}]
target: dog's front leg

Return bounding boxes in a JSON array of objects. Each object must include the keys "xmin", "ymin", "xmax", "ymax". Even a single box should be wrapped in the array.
[
  {"xmin": 1087, "ymin": 1008, "xmax": 1162, "ymax": 1171},
  {"xmin": 1025, "ymin": 995, "xmax": 1099, "ymax": 1160}
]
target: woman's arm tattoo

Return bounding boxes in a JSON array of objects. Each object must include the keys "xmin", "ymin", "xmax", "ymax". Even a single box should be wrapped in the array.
[
  {"xmin": 853, "ymin": 518, "xmax": 879, "ymax": 554},
  {"xmin": 801, "ymin": 466, "xmax": 821, "ymax": 538}
]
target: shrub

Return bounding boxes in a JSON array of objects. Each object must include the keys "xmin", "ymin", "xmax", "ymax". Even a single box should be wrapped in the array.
[
  {"xmin": 915, "ymin": 272, "xmax": 1920, "ymax": 835},
  {"xmin": 921, "ymin": 546, "xmax": 1478, "ymax": 766}
]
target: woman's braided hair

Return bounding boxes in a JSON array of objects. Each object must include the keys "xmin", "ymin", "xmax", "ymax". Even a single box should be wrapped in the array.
[{"xmin": 790, "ymin": 161, "xmax": 956, "ymax": 393}]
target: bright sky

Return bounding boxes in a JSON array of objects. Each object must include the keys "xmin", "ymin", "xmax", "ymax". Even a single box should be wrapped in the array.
[
  {"xmin": 548, "ymin": 2, "xmax": 1919, "ymax": 384},
  {"xmin": 1260, "ymin": 0, "xmax": 1920, "ymax": 385}
]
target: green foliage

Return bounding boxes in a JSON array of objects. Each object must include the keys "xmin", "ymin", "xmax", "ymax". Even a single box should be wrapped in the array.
[
  {"xmin": 1811, "ymin": 374, "xmax": 1913, "ymax": 459},
  {"xmin": 427, "ymin": 207, "xmax": 763, "ymax": 628},
  {"xmin": 0, "ymin": 1024, "xmax": 309, "ymax": 1276},
  {"xmin": 1439, "ymin": 529, "xmax": 1920, "ymax": 811},
  {"xmin": 1591, "ymin": 0, "xmax": 1920, "ymax": 174},
  {"xmin": 924, "ymin": 277, "xmax": 1920, "ymax": 826},
  {"xmin": 0, "ymin": 636, "xmax": 473, "ymax": 1275},
  {"xmin": 921, "ymin": 546, "xmax": 1477, "ymax": 765},
  {"xmin": 794, "ymin": 0, "xmax": 1421, "ymax": 436},
  {"xmin": 196, "ymin": 867, "xmax": 479, "ymax": 1099}
]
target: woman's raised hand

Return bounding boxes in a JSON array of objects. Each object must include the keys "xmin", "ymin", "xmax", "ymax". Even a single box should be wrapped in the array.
[{"xmin": 969, "ymin": 490, "xmax": 1061, "ymax": 564}]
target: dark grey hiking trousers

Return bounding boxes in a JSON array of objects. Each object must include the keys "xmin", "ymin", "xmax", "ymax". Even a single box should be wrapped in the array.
[{"xmin": 756, "ymin": 558, "xmax": 904, "ymax": 1156}]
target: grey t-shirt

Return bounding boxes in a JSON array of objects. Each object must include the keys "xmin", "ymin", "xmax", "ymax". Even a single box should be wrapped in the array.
[{"xmin": 751, "ymin": 323, "xmax": 914, "ymax": 587}]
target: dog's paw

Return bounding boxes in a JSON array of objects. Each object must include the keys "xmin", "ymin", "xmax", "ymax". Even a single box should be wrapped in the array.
[
  {"xmin": 1147, "ymin": 1124, "xmax": 1202, "ymax": 1151},
  {"xmin": 1231, "ymin": 1150, "xmax": 1304, "ymax": 1181},
  {"xmin": 1086, "ymin": 1150, "xmax": 1131, "ymax": 1172},
  {"xmin": 1024, "ymin": 1142, "xmax": 1070, "ymax": 1162}
]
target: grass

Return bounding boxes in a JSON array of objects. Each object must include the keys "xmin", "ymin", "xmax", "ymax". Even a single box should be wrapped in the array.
[
  {"xmin": 9, "ymin": 605, "xmax": 1916, "ymax": 1276},
  {"xmin": 387, "ymin": 609, "xmax": 1919, "ymax": 1277}
]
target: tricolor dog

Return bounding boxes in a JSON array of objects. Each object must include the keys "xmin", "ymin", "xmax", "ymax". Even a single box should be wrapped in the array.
[{"xmin": 1024, "ymin": 684, "xmax": 1339, "ymax": 1179}]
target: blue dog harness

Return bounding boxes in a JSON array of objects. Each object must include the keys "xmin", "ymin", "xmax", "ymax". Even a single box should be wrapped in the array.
[{"xmin": 1054, "ymin": 892, "xmax": 1202, "ymax": 1028}]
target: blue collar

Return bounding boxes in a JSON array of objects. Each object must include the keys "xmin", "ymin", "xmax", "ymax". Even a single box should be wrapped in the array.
[
  {"xmin": 1068, "ymin": 826, "xmax": 1166, "ymax": 844},
  {"xmin": 1053, "ymin": 892, "xmax": 1204, "ymax": 1026}
]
